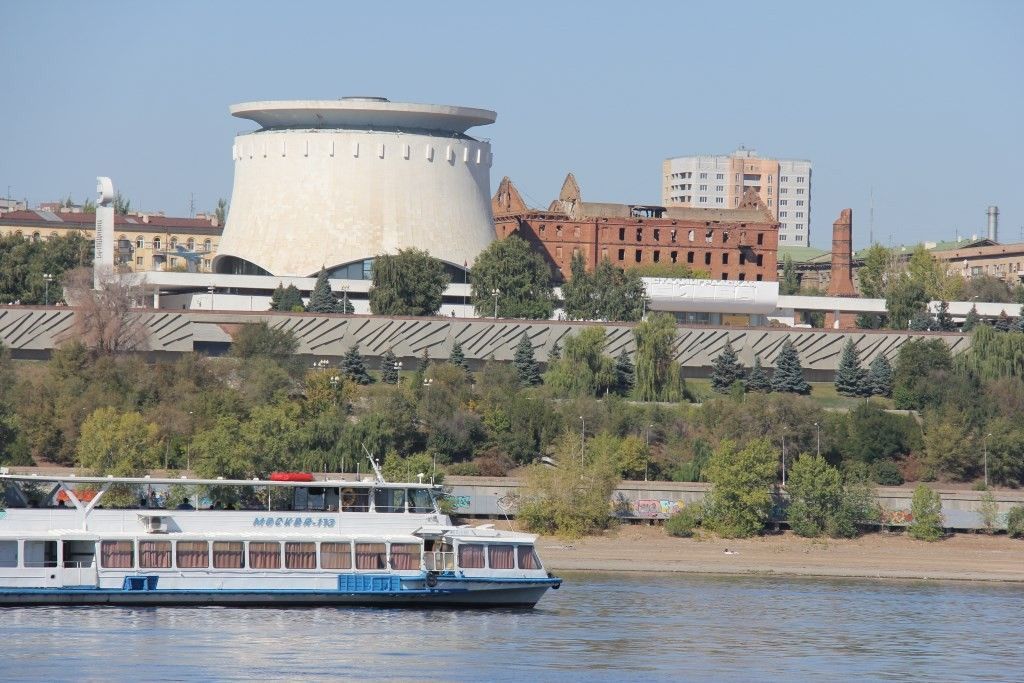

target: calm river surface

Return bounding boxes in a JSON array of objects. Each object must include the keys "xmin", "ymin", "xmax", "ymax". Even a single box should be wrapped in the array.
[{"xmin": 2, "ymin": 573, "xmax": 1022, "ymax": 681}]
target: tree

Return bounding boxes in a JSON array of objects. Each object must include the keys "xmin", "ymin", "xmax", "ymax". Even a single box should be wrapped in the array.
[
  {"xmin": 76, "ymin": 406, "xmax": 159, "ymax": 475},
  {"xmin": 908, "ymin": 309, "xmax": 933, "ymax": 331},
  {"xmin": 834, "ymin": 339, "xmax": 868, "ymax": 396},
  {"xmin": 230, "ymin": 322, "xmax": 299, "ymax": 360},
  {"xmin": 448, "ymin": 341, "xmax": 469, "ymax": 371},
  {"xmin": 113, "ymin": 192, "xmax": 131, "ymax": 216},
  {"xmin": 962, "ymin": 274, "xmax": 1013, "ymax": 303},
  {"xmin": 886, "ymin": 275, "xmax": 928, "ymax": 329},
  {"xmin": 272, "ymin": 284, "xmax": 303, "ymax": 312},
  {"xmin": 543, "ymin": 327, "xmax": 615, "ymax": 397},
  {"xmin": 922, "ymin": 408, "xmax": 976, "ymax": 480},
  {"xmin": 307, "ymin": 267, "xmax": 341, "ymax": 313},
  {"xmin": 934, "ymin": 301, "xmax": 955, "ymax": 332},
  {"xmin": 561, "ymin": 251, "xmax": 593, "ymax": 320},
  {"xmin": 340, "ymin": 345, "xmax": 372, "ymax": 385},
  {"xmin": 786, "ymin": 454, "xmax": 843, "ymax": 538},
  {"xmin": 269, "ymin": 283, "xmax": 285, "ymax": 311},
  {"xmin": 892, "ymin": 338, "xmax": 953, "ymax": 409},
  {"xmin": 858, "ymin": 244, "xmax": 894, "ymax": 299},
  {"xmin": 780, "ymin": 254, "xmax": 799, "ymax": 295},
  {"xmin": 866, "ymin": 354, "xmax": 894, "ymax": 397},
  {"xmin": 564, "ymin": 257, "xmax": 647, "ymax": 322},
  {"xmin": 548, "ymin": 339, "xmax": 561, "ymax": 362},
  {"xmin": 633, "ymin": 313, "xmax": 682, "ymax": 402},
  {"xmin": 513, "ymin": 333, "xmax": 541, "ymax": 387},
  {"xmin": 962, "ymin": 304, "xmax": 980, "ymax": 332},
  {"xmin": 470, "ymin": 235, "xmax": 554, "ymax": 319},
  {"xmin": 380, "ymin": 349, "xmax": 399, "ymax": 384},
  {"xmin": 995, "ymin": 310, "xmax": 1012, "ymax": 332},
  {"xmin": 907, "ymin": 485, "xmax": 944, "ymax": 541},
  {"xmin": 62, "ymin": 267, "xmax": 146, "ymax": 353},
  {"xmin": 369, "ymin": 248, "xmax": 449, "ymax": 316},
  {"xmin": 908, "ymin": 243, "xmax": 961, "ymax": 301},
  {"xmin": 614, "ymin": 348, "xmax": 635, "ymax": 396},
  {"xmin": 745, "ymin": 355, "xmax": 771, "ymax": 393},
  {"xmin": 214, "ymin": 198, "xmax": 228, "ymax": 225},
  {"xmin": 771, "ymin": 341, "xmax": 810, "ymax": 394},
  {"xmin": 703, "ymin": 438, "xmax": 777, "ymax": 538},
  {"xmin": 710, "ymin": 339, "xmax": 745, "ymax": 393}
]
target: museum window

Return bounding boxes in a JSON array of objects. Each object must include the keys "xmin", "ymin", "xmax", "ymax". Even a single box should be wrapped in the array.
[
  {"xmin": 169, "ymin": 237, "xmax": 178, "ymax": 249},
  {"xmin": 688, "ymin": 230, "xmax": 694, "ymax": 242},
  {"xmin": 704, "ymin": 252, "xmax": 711, "ymax": 265},
  {"xmin": 756, "ymin": 255, "xmax": 764, "ymax": 266},
  {"xmin": 687, "ymin": 251, "xmax": 694, "ymax": 263},
  {"xmin": 653, "ymin": 250, "xmax": 660, "ymax": 263},
  {"xmin": 756, "ymin": 274, "xmax": 763, "ymax": 281},
  {"xmin": 601, "ymin": 247, "xmax": 608, "ymax": 260},
  {"xmin": 739, "ymin": 253, "xmax": 746, "ymax": 265},
  {"xmin": 653, "ymin": 228, "xmax": 660, "ymax": 242},
  {"xmin": 757, "ymin": 233, "xmax": 764, "ymax": 245},
  {"xmin": 204, "ymin": 239, "xmax": 212, "ymax": 251},
  {"xmin": 636, "ymin": 227, "xmax": 643, "ymax": 241},
  {"xmin": 618, "ymin": 228, "xmax": 625, "ymax": 241},
  {"xmin": 634, "ymin": 249, "xmax": 642, "ymax": 263},
  {"xmin": 722, "ymin": 253, "xmax": 729, "ymax": 265},
  {"xmin": 670, "ymin": 251, "xmax": 678, "ymax": 263},
  {"xmin": 670, "ymin": 229, "xmax": 677, "ymax": 243},
  {"xmin": 556, "ymin": 246, "xmax": 562, "ymax": 261},
  {"xmin": 153, "ymin": 237, "xmax": 161, "ymax": 250},
  {"xmin": 555, "ymin": 225, "xmax": 562, "ymax": 238},
  {"xmin": 738, "ymin": 273, "xmax": 746, "ymax": 281},
  {"xmin": 618, "ymin": 249, "xmax": 625, "ymax": 261},
  {"xmin": 721, "ymin": 273, "xmax": 728, "ymax": 280},
  {"xmin": 573, "ymin": 225, "xmax": 580, "ymax": 238},
  {"xmin": 136, "ymin": 236, "xmax": 145, "ymax": 248}
]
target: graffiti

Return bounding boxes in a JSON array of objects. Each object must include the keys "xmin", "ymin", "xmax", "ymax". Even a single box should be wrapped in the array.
[
  {"xmin": 447, "ymin": 495, "xmax": 472, "ymax": 511},
  {"xmin": 881, "ymin": 509, "xmax": 913, "ymax": 526},
  {"xmin": 627, "ymin": 499, "xmax": 684, "ymax": 519},
  {"xmin": 496, "ymin": 492, "xmax": 518, "ymax": 514}
]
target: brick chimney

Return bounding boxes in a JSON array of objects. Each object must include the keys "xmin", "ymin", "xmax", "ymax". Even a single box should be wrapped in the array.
[{"xmin": 825, "ymin": 208, "xmax": 857, "ymax": 329}]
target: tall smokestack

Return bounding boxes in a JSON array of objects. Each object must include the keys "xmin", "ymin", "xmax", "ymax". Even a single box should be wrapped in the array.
[{"xmin": 986, "ymin": 206, "xmax": 999, "ymax": 242}]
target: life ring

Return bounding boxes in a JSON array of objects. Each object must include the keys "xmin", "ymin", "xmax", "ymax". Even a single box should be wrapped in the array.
[{"xmin": 425, "ymin": 572, "xmax": 439, "ymax": 588}]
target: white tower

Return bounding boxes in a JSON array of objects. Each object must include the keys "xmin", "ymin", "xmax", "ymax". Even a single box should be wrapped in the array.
[
  {"xmin": 214, "ymin": 98, "xmax": 498, "ymax": 278},
  {"xmin": 93, "ymin": 176, "xmax": 115, "ymax": 289}
]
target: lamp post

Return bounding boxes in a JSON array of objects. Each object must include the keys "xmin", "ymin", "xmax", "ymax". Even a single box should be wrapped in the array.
[
  {"xmin": 782, "ymin": 435, "xmax": 787, "ymax": 487},
  {"xmin": 645, "ymin": 424, "xmax": 654, "ymax": 481},
  {"xmin": 579, "ymin": 416, "xmax": 585, "ymax": 466},
  {"xmin": 814, "ymin": 422, "xmax": 820, "ymax": 458},
  {"xmin": 339, "ymin": 283, "xmax": 349, "ymax": 313},
  {"xmin": 208, "ymin": 285, "xmax": 215, "ymax": 310},
  {"xmin": 984, "ymin": 432, "xmax": 992, "ymax": 489},
  {"xmin": 492, "ymin": 288, "xmax": 500, "ymax": 319},
  {"xmin": 43, "ymin": 273, "xmax": 53, "ymax": 306}
]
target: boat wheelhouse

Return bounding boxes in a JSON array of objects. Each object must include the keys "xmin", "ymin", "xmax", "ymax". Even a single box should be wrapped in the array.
[{"xmin": 0, "ymin": 472, "xmax": 560, "ymax": 607}]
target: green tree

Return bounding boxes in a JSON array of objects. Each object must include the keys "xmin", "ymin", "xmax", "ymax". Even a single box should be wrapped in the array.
[
  {"xmin": 962, "ymin": 304, "xmax": 980, "ymax": 332},
  {"xmin": 214, "ymin": 198, "xmax": 228, "ymax": 225},
  {"xmin": 1007, "ymin": 506, "xmax": 1024, "ymax": 539},
  {"xmin": 614, "ymin": 348, "xmax": 635, "ymax": 396},
  {"xmin": 866, "ymin": 354, "xmax": 894, "ymax": 397},
  {"xmin": 470, "ymin": 235, "xmax": 554, "ymax": 319},
  {"xmin": 561, "ymin": 251, "xmax": 593, "ymax": 320},
  {"xmin": 934, "ymin": 301, "xmax": 955, "ymax": 331},
  {"xmin": 76, "ymin": 406, "xmax": 159, "ymax": 475},
  {"xmin": 858, "ymin": 244, "xmax": 894, "ymax": 298},
  {"xmin": 908, "ymin": 485, "xmax": 944, "ymax": 541},
  {"xmin": 786, "ymin": 454, "xmax": 843, "ymax": 538},
  {"xmin": 564, "ymin": 257, "xmax": 647, "ymax": 322},
  {"xmin": 843, "ymin": 402, "xmax": 915, "ymax": 464},
  {"xmin": 958, "ymin": 325, "xmax": 1024, "ymax": 381},
  {"xmin": 369, "ymin": 248, "xmax": 449, "ymax": 316},
  {"xmin": 513, "ymin": 333, "xmax": 541, "ymax": 387},
  {"xmin": 307, "ymin": 267, "xmax": 342, "ymax": 313},
  {"xmin": 703, "ymin": 438, "xmax": 777, "ymax": 538},
  {"xmin": 886, "ymin": 275, "xmax": 928, "ymax": 329},
  {"xmin": 269, "ymin": 283, "xmax": 285, "ymax": 311},
  {"xmin": 745, "ymin": 355, "xmax": 771, "ymax": 393},
  {"xmin": 981, "ymin": 417, "xmax": 1024, "ymax": 488},
  {"xmin": 448, "ymin": 341, "xmax": 469, "ymax": 371},
  {"xmin": 380, "ymin": 349, "xmax": 399, "ymax": 384},
  {"xmin": 922, "ymin": 408, "xmax": 977, "ymax": 480},
  {"xmin": 770, "ymin": 341, "xmax": 810, "ymax": 394},
  {"xmin": 834, "ymin": 339, "xmax": 868, "ymax": 396},
  {"xmin": 230, "ymin": 322, "xmax": 299, "ymax": 361},
  {"xmin": 893, "ymin": 338, "xmax": 953, "ymax": 409},
  {"xmin": 548, "ymin": 339, "xmax": 561, "ymax": 362},
  {"xmin": 274, "ymin": 284, "xmax": 303, "ymax": 312},
  {"xmin": 543, "ymin": 327, "xmax": 615, "ymax": 398},
  {"xmin": 633, "ymin": 314, "xmax": 682, "ymax": 402},
  {"xmin": 339, "ymin": 345, "xmax": 373, "ymax": 385},
  {"xmin": 994, "ymin": 310, "xmax": 1012, "ymax": 332},
  {"xmin": 113, "ymin": 192, "xmax": 131, "ymax": 216},
  {"xmin": 710, "ymin": 339, "xmax": 745, "ymax": 393},
  {"xmin": 780, "ymin": 254, "xmax": 799, "ymax": 295}
]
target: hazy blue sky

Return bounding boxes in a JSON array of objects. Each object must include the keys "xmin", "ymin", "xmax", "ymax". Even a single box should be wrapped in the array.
[{"xmin": 2, "ymin": 0, "xmax": 1021, "ymax": 249}]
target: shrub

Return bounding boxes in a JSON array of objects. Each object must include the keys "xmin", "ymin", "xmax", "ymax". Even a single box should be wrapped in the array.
[
  {"xmin": 870, "ymin": 460, "xmax": 904, "ymax": 486},
  {"xmin": 979, "ymin": 492, "xmax": 999, "ymax": 533},
  {"xmin": 786, "ymin": 454, "xmax": 842, "ymax": 538},
  {"xmin": 1007, "ymin": 506, "xmax": 1024, "ymax": 539},
  {"xmin": 665, "ymin": 503, "xmax": 702, "ymax": 538},
  {"xmin": 704, "ymin": 438, "xmax": 777, "ymax": 538},
  {"xmin": 908, "ymin": 485, "xmax": 944, "ymax": 541}
]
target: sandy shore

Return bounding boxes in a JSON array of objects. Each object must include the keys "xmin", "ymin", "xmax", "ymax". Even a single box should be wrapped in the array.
[{"xmin": 536, "ymin": 526, "xmax": 1024, "ymax": 583}]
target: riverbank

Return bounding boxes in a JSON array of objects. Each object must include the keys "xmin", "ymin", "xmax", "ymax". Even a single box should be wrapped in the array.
[{"xmin": 538, "ymin": 526, "xmax": 1024, "ymax": 582}]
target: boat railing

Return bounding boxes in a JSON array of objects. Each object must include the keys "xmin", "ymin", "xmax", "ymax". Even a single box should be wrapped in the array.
[
  {"xmin": 63, "ymin": 560, "xmax": 96, "ymax": 569},
  {"xmin": 423, "ymin": 551, "xmax": 455, "ymax": 572},
  {"xmin": 24, "ymin": 561, "xmax": 59, "ymax": 568}
]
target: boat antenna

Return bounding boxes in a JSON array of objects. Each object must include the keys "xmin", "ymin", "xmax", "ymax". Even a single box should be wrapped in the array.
[{"xmin": 361, "ymin": 443, "xmax": 386, "ymax": 484}]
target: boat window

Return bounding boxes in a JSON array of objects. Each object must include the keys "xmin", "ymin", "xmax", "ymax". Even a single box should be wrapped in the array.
[
  {"xmin": 285, "ymin": 542, "xmax": 317, "ymax": 569},
  {"xmin": 24, "ymin": 540, "xmax": 58, "ymax": 568},
  {"xmin": 212, "ymin": 541, "xmax": 245, "ymax": 568},
  {"xmin": 389, "ymin": 543, "xmax": 421, "ymax": 570},
  {"xmin": 517, "ymin": 545, "xmax": 542, "ymax": 570},
  {"xmin": 374, "ymin": 488, "xmax": 405, "ymax": 513},
  {"xmin": 408, "ymin": 488, "xmax": 433, "ymax": 513},
  {"xmin": 0, "ymin": 540, "xmax": 17, "ymax": 567},
  {"xmin": 101, "ymin": 540, "xmax": 135, "ymax": 569},
  {"xmin": 458, "ymin": 543, "xmax": 486, "ymax": 569},
  {"xmin": 489, "ymin": 545, "xmax": 515, "ymax": 570},
  {"xmin": 320, "ymin": 542, "xmax": 352, "ymax": 570},
  {"xmin": 139, "ymin": 541, "xmax": 171, "ymax": 568},
  {"xmin": 355, "ymin": 543, "xmax": 386, "ymax": 570},
  {"xmin": 249, "ymin": 542, "xmax": 281, "ymax": 569},
  {"xmin": 176, "ymin": 541, "xmax": 209, "ymax": 568},
  {"xmin": 340, "ymin": 487, "xmax": 370, "ymax": 512}
]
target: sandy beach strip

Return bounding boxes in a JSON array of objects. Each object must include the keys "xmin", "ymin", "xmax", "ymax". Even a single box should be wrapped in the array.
[{"xmin": 536, "ymin": 526, "xmax": 1024, "ymax": 583}]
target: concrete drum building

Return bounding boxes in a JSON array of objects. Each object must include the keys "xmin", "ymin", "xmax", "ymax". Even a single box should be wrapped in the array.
[{"xmin": 214, "ymin": 98, "xmax": 498, "ymax": 279}]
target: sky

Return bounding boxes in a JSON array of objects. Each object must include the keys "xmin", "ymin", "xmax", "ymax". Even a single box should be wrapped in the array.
[{"xmin": 1, "ymin": 0, "xmax": 1021, "ymax": 250}]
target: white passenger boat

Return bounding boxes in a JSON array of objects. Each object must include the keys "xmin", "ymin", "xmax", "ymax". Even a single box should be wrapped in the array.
[{"xmin": 0, "ymin": 471, "xmax": 561, "ymax": 607}]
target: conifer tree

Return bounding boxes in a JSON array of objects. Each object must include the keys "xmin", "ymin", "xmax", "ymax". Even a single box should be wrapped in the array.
[
  {"xmin": 745, "ymin": 355, "xmax": 771, "ymax": 393},
  {"xmin": 1013, "ymin": 316, "xmax": 1024, "ymax": 333},
  {"xmin": 834, "ymin": 339, "xmax": 869, "ymax": 396},
  {"xmin": 548, "ymin": 339, "xmax": 562, "ymax": 362},
  {"xmin": 334, "ymin": 295, "xmax": 354, "ymax": 314},
  {"xmin": 614, "ymin": 347, "xmax": 635, "ymax": 396},
  {"xmin": 866, "ymin": 354, "xmax": 894, "ymax": 397},
  {"xmin": 278, "ymin": 284, "xmax": 304, "ymax": 312},
  {"xmin": 995, "ymin": 310, "xmax": 1011, "ymax": 332},
  {"xmin": 380, "ymin": 349, "xmax": 399, "ymax": 384},
  {"xmin": 771, "ymin": 340, "xmax": 811, "ymax": 394},
  {"xmin": 934, "ymin": 301, "xmax": 955, "ymax": 332},
  {"xmin": 269, "ymin": 283, "xmax": 285, "ymax": 311},
  {"xmin": 781, "ymin": 254, "xmax": 800, "ymax": 295},
  {"xmin": 416, "ymin": 347, "xmax": 430, "ymax": 374},
  {"xmin": 962, "ymin": 304, "xmax": 979, "ymax": 332},
  {"xmin": 513, "ymin": 333, "xmax": 541, "ymax": 387},
  {"xmin": 710, "ymin": 339, "xmax": 745, "ymax": 393},
  {"xmin": 908, "ymin": 309, "xmax": 933, "ymax": 331},
  {"xmin": 307, "ymin": 267, "xmax": 337, "ymax": 313},
  {"xmin": 339, "ymin": 345, "xmax": 372, "ymax": 385},
  {"xmin": 448, "ymin": 341, "xmax": 468, "ymax": 371}
]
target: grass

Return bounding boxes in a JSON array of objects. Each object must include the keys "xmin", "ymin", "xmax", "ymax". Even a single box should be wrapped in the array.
[{"xmin": 686, "ymin": 378, "xmax": 894, "ymax": 411}]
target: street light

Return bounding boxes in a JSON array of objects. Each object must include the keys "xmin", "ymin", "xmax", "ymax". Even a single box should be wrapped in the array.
[
  {"xmin": 43, "ymin": 273, "xmax": 53, "ymax": 306},
  {"xmin": 645, "ymin": 424, "xmax": 654, "ymax": 481},
  {"xmin": 781, "ymin": 435, "xmax": 787, "ymax": 487},
  {"xmin": 338, "ymin": 283, "xmax": 349, "ymax": 313},
  {"xmin": 208, "ymin": 285, "xmax": 215, "ymax": 310},
  {"xmin": 579, "ymin": 416, "xmax": 585, "ymax": 466},
  {"xmin": 492, "ymin": 288, "xmax": 500, "ymax": 319},
  {"xmin": 814, "ymin": 422, "xmax": 820, "ymax": 458},
  {"xmin": 984, "ymin": 432, "xmax": 993, "ymax": 489}
]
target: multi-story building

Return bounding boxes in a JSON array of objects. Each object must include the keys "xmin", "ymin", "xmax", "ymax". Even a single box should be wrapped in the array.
[
  {"xmin": 663, "ymin": 148, "xmax": 812, "ymax": 246},
  {"xmin": 0, "ymin": 197, "xmax": 27, "ymax": 214},
  {"xmin": 0, "ymin": 209, "xmax": 222, "ymax": 273},
  {"xmin": 493, "ymin": 173, "xmax": 779, "ymax": 283},
  {"xmin": 933, "ymin": 242, "xmax": 1024, "ymax": 286}
]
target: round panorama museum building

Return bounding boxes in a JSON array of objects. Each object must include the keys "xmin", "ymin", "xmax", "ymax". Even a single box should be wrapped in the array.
[{"xmin": 214, "ymin": 98, "xmax": 498, "ymax": 279}]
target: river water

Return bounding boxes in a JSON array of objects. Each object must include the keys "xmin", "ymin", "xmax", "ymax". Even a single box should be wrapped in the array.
[{"xmin": 2, "ymin": 573, "xmax": 1022, "ymax": 681}]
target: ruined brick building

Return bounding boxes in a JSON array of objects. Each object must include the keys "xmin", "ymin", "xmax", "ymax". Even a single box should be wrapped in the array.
[{"xmin": 492, "ymin": 173, "xmax": 779, "ymax": 283}]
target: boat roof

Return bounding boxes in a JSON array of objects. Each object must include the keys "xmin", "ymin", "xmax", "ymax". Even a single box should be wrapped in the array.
[{"xmin": 0, "ymin": 473, "xmax": 440, "ymax": 490}]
